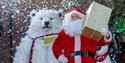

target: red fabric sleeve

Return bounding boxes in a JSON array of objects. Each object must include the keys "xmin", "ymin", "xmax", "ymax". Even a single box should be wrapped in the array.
[
  {"xmin": 52, "ymin": 30, "xmax": 64, "ymax": 59},
  {"xmin": 98, "ymin": 36, "xmax": 111, "ymax": 46}
]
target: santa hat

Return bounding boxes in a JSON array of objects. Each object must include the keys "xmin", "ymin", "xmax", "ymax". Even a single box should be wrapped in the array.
[
  {"xmin": 67, "ymin": 8, "xmax": 86, "ymax": 19},
  {"xmin": 63, "ymin": 8, "xmax": 86, "ymax": 25},
  {"xmin": 68, "ymin": 8, "xmax": 86, "ymax": 15}
]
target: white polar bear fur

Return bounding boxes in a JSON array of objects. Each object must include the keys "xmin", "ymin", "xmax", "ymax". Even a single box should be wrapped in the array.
[
  {"xmin": 13, "ymin": 9, "xmax": 63, "ymax": 63},
  {"xmin": 96, "ymin": 45, "xmax": 112, "ymax": 63}
]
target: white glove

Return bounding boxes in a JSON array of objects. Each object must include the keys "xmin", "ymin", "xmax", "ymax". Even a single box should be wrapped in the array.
[
  {"xmin": 101, "ymin": 27, "xmax": 112, "ymax": 42},
  {"xmin": 58, "ymin": 54, "xmax": 68, "ymax": 63},
  {"xmin": 101, "ymin": 27, "xmax": 109, "ymax": 37}
]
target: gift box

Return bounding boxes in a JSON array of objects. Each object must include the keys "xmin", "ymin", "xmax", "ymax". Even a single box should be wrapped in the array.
[
  {"xmin": 82, "ymin": 1, "xmax": 112, "ymax": 41},
  {"xmin": 82, "ymin": 27, "xmax": 103, "ymax": 41},
  {"xmin": 43, "ymin": 34, "xmax": 58, "ymax": 46}
]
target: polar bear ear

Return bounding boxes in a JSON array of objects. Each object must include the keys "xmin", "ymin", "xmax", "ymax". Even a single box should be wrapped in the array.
[
  {"xmin": 58, "ymin": 9, "xmax": 64, "ymax": 19},
  {"xmin": 30, "ymin": 9, "xmax": 37, "ymax": 18}
]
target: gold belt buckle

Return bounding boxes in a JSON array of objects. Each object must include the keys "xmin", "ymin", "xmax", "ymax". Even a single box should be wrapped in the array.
[{"xmin": 84, "ymin": 51, "xmax": 88, "ymax": 56}]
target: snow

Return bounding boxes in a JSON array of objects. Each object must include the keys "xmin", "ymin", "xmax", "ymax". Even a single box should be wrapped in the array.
[{"xmin": 2, "ymin": 6, "xmax": 6, "ymax": 9}]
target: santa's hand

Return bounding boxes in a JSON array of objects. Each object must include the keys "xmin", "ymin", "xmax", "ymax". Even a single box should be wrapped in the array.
[
  {"xmin": 101, "ymin": 27, "xmax": 112, "ymax": 42},
  {"xmin": 101, "ymin": 27, "xmax": 109, "ymax": 37},
  {"xmin": 58, "ymin": 54, "xmax": 68, "ymax": 63}
]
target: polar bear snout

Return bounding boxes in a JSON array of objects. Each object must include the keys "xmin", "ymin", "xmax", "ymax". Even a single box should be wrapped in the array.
[
  {"xmin": 42, "ymin": 21, "xmax": 51, "ymax": 28},
  {"xmin": 45, "ymin": 21, "xmax": 50, "ymax": 27}
]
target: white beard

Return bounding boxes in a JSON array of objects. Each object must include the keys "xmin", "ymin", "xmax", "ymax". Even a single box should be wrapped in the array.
[{"xmin": 63, "ymin": 19, "xmax": 84, "ymax": 37}]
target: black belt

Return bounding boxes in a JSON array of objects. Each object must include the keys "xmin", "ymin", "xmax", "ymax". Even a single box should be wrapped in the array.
[{"xmin": 66, "ymin": 51, "xmax": 95, "ymax": 59}]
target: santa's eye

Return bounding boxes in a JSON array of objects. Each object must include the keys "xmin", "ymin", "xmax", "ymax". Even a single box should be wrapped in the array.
[
  {"xmin": 40, "ymin": 18, "xmax": 43, "ymax": 20},
  {"xmin": 50, "ymin": 17, "xmax": 53, "ymax": 20}
]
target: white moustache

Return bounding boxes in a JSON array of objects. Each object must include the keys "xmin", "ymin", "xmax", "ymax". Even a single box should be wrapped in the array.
[{"xmin": 63, "ymin": 19, "xmax": 84, "ymax": 37}]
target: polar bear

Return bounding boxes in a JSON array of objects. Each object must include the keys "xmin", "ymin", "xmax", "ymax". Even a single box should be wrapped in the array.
[{"xmin": 13, "ymin": 9, "xmax": 63, "ymax": 63}]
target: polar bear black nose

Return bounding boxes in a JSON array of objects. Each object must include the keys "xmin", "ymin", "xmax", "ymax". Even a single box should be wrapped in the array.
[{"xmin": 45, "ymin": 21, "xmax": 49, "ymax": 26}]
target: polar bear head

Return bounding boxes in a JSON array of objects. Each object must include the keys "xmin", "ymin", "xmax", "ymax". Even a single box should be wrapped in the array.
[{"xmin": 29, "ymin": 9, "xmax": 63, "ymax": 34}]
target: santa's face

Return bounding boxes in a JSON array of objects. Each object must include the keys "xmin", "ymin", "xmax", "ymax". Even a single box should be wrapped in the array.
[
  {"xmin": 71, "ymin": 13, "xmax": 82, "ymax": 21},
  {"xmin": 63, "ymin": 12, "xmax": 85, "ymax": 37}
]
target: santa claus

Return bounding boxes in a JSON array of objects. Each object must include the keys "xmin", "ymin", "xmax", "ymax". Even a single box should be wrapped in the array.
[{"xmin": 52, "ymin": 8, "xmax": 112, "ymax": 63}]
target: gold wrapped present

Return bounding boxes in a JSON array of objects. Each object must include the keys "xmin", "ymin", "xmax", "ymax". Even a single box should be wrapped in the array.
[
  {"xmin": 42, "ymin": 34, "xmax": 57, "ymax": 46},
  {"xmin": 82, "ymin": 1, "xmax": 112, "ymax": 41}
]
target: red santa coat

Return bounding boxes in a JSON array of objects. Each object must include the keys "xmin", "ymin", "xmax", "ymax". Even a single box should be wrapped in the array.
[{"xmin": 52, "ymin": 30, "xmax": 108, "ymax": 63}]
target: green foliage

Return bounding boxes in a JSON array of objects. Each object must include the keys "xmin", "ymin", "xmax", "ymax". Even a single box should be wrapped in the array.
[{"xmin": 111, "ymin": 16, "xmax": 125, "ymax": 33}]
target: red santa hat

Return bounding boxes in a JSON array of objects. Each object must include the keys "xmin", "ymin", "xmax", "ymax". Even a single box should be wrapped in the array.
[
  {"xmin": 63, "ymin": 8, "xmax": 86, "ymax": 25},
  {"xmin": 67, "ymin": 8, "xmax": 86, "ymax": 19},
  {"xmin": 68, "ymin": 8, "xmax": 86, "ymax": 15}
]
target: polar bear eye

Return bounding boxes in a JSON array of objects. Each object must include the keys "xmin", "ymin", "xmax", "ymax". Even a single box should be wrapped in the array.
[
  {"xmin": 40, "ymin": 18, "xmax": 43, "ymax": 20},
  {"xmin": 32, "ymin": 14, "xmax": 35, "ymax": 16},
  {"xmin": 50, "ymin": 17, "xmax": 53, "ymax": 20},
  {"xmin": 59, "ymin": 13, "xmax": 62, "ymax": 17}
]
